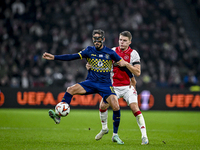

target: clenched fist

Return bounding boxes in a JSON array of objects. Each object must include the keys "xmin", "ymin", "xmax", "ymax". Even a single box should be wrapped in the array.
[
  {"xmin": 86, "ymin": 62, "xmax": 92, "ymax": 70},
  {"xmin": 42, "ymin": 52, "xmax": 54, "ymax": 60}
]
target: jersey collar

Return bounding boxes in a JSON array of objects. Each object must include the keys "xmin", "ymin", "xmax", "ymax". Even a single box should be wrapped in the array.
[{"xmin": 118, "ymin": 46, "xmax": 131, "ymax": 53}]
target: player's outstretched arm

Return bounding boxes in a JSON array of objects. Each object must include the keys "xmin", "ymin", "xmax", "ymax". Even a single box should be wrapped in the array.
[
  {"xmin": 42, "ymin": 52, "xmax": 55, "ymax": 60},
  {"xmin": 42, "ymin": 52, "xmax": 82, "ymax": 61}
]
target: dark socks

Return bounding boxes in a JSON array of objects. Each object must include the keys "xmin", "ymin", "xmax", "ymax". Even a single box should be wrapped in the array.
[
  {"xmin": 61, "ymin": 92, "xmax": 73, "ymax": 104},
  {"xmin": 113, "ymin": 110, "xmax": 121, "ymax": 134}
]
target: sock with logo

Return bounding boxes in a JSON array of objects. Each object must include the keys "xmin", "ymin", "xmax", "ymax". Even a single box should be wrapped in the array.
[
  {"xmin": 99, "ymin": 109, "xmax": 108, "ymax": 130},
  {"xmin": 113, "ymin": 110, "xmax": 120, "ymax": 134},
  {"xmin": 134, "ymin": 111, "xmax": 147, "ymax": 138}
]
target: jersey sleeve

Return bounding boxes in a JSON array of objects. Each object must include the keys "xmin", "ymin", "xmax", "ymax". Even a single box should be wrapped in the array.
[
  {"xmin": 130, "ymin": 50, "xmax": 140, "ymax": 64},
  {"xmin": 54, "ymin": 47, "xmax": 90, "ymax": 61},
  {"xmin": 110, "ymin": 50, "xmax": 122, "ymax": 62},
  {"xmin": 78, "ymin": 47, "xmax": 89, "ymax": 59},
  {"xmin": 54, "ymin": 53, "xmax": 80, "ymax": 61}
]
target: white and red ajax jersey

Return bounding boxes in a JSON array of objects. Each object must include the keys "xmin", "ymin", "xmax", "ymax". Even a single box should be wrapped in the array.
[{"xmin": 111, "ymin": 46, "xmax": 140, "ymax": 86}]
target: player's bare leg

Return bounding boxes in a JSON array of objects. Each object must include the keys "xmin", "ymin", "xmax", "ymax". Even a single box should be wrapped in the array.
[
  {"xmin": 67, "ymin": 83, "xmax": 87, "ymax": 95},
  {"xmin": 130, "ymin": 103, "xmax": 149, "ymax": 145}
]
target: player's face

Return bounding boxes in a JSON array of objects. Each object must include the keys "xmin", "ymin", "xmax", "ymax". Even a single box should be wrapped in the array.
[
  {"xmin": 119, "ymin": 35, "xmax": 131, "ymax": 51},
  {"xmin": 92, "ymin": 34, "xmax": 104, "ymax": 50}
]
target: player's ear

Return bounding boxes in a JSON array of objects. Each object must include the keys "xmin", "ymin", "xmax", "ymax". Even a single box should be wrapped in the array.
[{"xmin": 103, "ymin": 38, "xmax": 105, "ymax": 42}]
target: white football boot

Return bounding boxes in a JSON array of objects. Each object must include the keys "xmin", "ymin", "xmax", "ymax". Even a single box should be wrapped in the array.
[
  {"xmin": 95, "ymin": 129, "xmax": 109, "ymax": 140},
  {"xmin": 141, "ymin": 137, "xmax": 149, "ymax": 145}
]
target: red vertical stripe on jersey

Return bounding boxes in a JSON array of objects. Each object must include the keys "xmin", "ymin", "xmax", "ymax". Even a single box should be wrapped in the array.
[{"xmin": 112, "ymin": 46, "xmax": 133, "ymax": 86}]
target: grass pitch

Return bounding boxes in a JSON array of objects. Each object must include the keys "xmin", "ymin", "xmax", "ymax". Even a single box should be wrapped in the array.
[{"xmin": 0, "ymin": 109, "xmax": 200, "ymax": 150}]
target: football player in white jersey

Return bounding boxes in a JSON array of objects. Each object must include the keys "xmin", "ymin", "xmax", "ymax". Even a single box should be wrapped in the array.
[{"xmin": 86, "ymin": 31, "xmax": 149, "ymax": 145}]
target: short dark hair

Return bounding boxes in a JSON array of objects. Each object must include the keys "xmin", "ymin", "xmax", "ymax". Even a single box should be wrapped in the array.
[
  {"xmin": 92, "ymin": 29, "xmax": 105, "ymax": 38},
  {"xmin": 120, "ymin": 31, "xmax": 132, "ymax": 41}
]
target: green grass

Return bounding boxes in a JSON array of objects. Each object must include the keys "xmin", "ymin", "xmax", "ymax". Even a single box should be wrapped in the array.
[{"xmin": 0, "ymin": 109, "xmax": 200, "ymax": 150}]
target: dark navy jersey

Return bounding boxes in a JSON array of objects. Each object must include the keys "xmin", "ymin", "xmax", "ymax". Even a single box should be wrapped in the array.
[{"xmin": 79, "ymin": 46, "xmax": 121, "ymax": 82}]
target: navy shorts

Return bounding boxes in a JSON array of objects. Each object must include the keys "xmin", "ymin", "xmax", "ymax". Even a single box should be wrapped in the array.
[{"xmin": 79, "ymin": 80, "xmax": 116, "ymax": 103}]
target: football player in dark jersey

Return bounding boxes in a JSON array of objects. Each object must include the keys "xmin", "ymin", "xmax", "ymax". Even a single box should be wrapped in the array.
[{"xmin": 42, "ymin": 29, "xmax": 128, "ymax": 144}]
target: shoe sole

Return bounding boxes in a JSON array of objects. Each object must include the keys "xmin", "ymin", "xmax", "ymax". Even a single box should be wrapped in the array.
[
  {"xmin": 113, "ymin": 140, "xmax": 124, "ymax": 145},
  {"xmin": 141, "ymin": 142, "xmax": 149, "ymax": 145},
  {"xmin": 112, "ymin": 140, "xmax": 124, "ymax": 145},
  {"xmin": 49, "ymin": 111, "xmax": 54, "ymax": 119},
  {"xmin": 49, "ymin": 110, "xmax": 59, "ymax": 124}
]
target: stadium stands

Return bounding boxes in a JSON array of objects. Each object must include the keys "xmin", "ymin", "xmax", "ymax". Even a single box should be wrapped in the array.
[{"xmin": 0, "ymin": 0, "xmax": 199, "ymax": 89}]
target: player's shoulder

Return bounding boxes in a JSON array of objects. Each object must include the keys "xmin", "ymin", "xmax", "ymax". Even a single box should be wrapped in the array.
[
  {"xmin": 130, "ymin": 48, "xmax": 140, "ymax": 60},
  {"xmin": 111, "ymin": 47, "xmax": 117, "ymax": 51},
  {"xmin": 82, "ymin": 46, "xmax": 95, "ymax": 52},
  {"xmin": 131, "ymin": 48, "xmax": 139, "ymax": 54},
  {"xmin": 86, "ymin": 46, "xmax": 94, "ymax": 50},
  {"xmin": 104, "ymin": 46, "xmax": 116, "ymax": 53},
  {"xmin": 79, "ymin": 46, "xmax": 94, "ymax": 55}
]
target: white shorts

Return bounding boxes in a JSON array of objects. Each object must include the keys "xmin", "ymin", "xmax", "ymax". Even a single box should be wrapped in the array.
[{"xmin": 114, "ymin": 85, "xmax": 138, "ymax": 105}]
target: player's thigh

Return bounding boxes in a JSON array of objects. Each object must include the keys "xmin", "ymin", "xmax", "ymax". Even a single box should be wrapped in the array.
[
  {"xmin": 129, "ymin": 102, "xmax": 140, "ymax": 114},
  {"xmin": 122, "ymin": 86, "xmax": 140, "ymax": 113},
  {"xmin": 123, "ymin": 86, "xmax": 138, "ymax": 105},
  {"xmin": 106, "ymin": 95, "xmax": 119, "ymax": 111},
  {"xmin": 67, "ymin": 83, "xmax": 86, "ymax": 95},
  {"xmin": 99, "ymin": 99, "xmax": 109, "ymax": 110}
]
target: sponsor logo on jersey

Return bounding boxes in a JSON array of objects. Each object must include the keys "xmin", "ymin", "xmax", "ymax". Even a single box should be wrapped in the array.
[
  {"xmin": 99, "ymin": 54, "xmax": 103, "ymax": 57},
  {"xmin": 98, "ymin": 61, "xmax": 103, "ymax": 67},
  {"xmin": 91, "ymin": 54, "xmax": 96, "ymax": 56},
  {"xmin": 124, "ymin": 55, "xmax": 129, "ymax": 60},
  {"xmin": 105, "ymin": 54, "xmax": 110, "ymax": 59}
]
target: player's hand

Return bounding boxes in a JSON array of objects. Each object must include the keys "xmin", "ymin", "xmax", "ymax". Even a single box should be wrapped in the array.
[
  {"xmin": 86, "ymin": 62, "xmax": 92, "ymax": 70},
  {"xmin": 42, "ymin": 52, "xmax": 55, "ymax": 60},
  {"xmin": 130, "ymin": 76, "xmax": 136, "ymax": 89},
  {"xmin": 117, "ymin": 58, "xmax": 128, "ymax": 67}
]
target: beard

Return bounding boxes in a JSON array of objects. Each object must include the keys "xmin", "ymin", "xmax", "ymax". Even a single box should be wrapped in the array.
[{"xmin": 94, "ymin": 42, "xmax": 102, "ymax": 50}]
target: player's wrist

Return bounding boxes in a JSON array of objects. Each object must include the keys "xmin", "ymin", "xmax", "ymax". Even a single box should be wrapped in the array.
[
  {"xmin": 53, "ymin": 55, "xmax": 57, "ymax": 60},
  {"xmin": 125, "ymin": 62, "xmax": 129, "ymax": 67}
]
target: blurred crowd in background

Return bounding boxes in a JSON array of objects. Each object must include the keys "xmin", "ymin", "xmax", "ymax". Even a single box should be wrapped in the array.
[{"xmin": 0, "ymin": 0, "xmax": 200, "ymax": 89}]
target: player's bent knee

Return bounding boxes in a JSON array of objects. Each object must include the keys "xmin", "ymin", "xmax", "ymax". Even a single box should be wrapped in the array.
[
  {"xmin": 67, "ymin": 84, "xmax": 87, "ymax": 95},
  {"xmin": 112, "ymin": 106, "xmax": 120, "ymax": 111},
  {"xmin": 111, "ymin": 102, "xmax": 120, "ymax": 111},
  {"xmin": 66, "ymin": 86, "xmax": 73, "ymax": 93},
  {"xmin": 100, "ymin": 101, "xmax": 109, "ymax": 110},
  {"xmin": 129, "ymin": 102, "xmax": 140, "ymax": 113},
  {"xmin": 66, "ymin": 86, "xmax": 78, "ymax": 95},
  {"xmin": 100, "ymin": 104, "xmax": 108, "ymax": 110},
  {"xmin": 106, "ymin": 95, "xmax": 120, "ymax": 111}
]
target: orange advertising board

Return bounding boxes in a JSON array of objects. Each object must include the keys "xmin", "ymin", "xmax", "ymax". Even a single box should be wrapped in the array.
[{"xmin": 0, "ymin": 87, "xmax": 199, "ymax": 110}]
